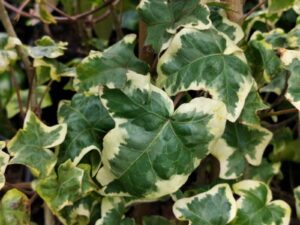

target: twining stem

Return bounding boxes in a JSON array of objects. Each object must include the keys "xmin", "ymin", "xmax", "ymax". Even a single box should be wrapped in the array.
[
  {"xmin": 105, "ymin": 0, "xmax": 123, "ymax": 40},
  {"xmin": 243, "ymin": 0, "xmax": 266, "ymax": 20},
  {"xmin": 44, "ymin": 204, "xmax": 55, "ymax": 225},
  {"xmin": 173, "ymin": 92, "xmax": 185, "ymax": 108},
  {"xmin": 261, "ymin": 108, "xmax": 298, "ymax": 118},
  {"xmin": 0, "ymin": 0, "xmax": 37, "ymax": 113},
  {"xmin": 13, "ymin": 0, "xmax": 30, "ymax": 21}
]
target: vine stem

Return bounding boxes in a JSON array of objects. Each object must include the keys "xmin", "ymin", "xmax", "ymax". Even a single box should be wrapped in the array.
[
  {"xmin": 261, "ymin": 108, "xmax": 298, "ymax": 118},
  {"xmin": 0, "ymin": 0, "xmax": 37, "ymax": 113},
  {"xmin": 224, "ymin": 0, "xmax": 244, "ymax": 25},
  {"xmin": 243, "ymin": 0, "xmax": 266, "ymax": 20},
  {"xmin": 44, "ymin": 204, "xmax": 55, "ymax": 225},
  {"xmin": 13, "ymin": 0, "xmax": 30, "ymax": 21},
  {"xmin": 173, "ymin": 92, "xmax": 185, "ymax": 108}
]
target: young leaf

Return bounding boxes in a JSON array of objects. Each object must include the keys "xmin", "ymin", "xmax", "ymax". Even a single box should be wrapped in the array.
[
  {"xmin": 27, "ymin": 36, "xmax": 67, "ymax": 59},
  {"xmin": 157, "ymin": 27, "xmax": 253, "ymax": 122},
  {"xmin": 143, "ymin": 216, "xmax": 172, "ymax": 225},
  {"xmin": 173, "ymin": 184, "xmax": 236, "ymax": 225},
  {"xmin": 211, "ymin": 122, "xmax": 272, "ymax": 179},
  {"xmin": 137, "ymin": 0, "xmax": 211, "ymax": 52},
  {"xmin": 0, "ymin": 189, "xmax": 31, "ymax": 225},
  {"xmin": 268, "ymin": 0, "xmax": 295, "ymax": 14},
  {"xmin": 230, "ymin": 180, "xmax": 291, "ymax": 225},
  {"xmin": 98, "ymin": 72, "xmax": 227, "ymax": 198},
  {"xmin": 210, "ymin": 7, "xmax": 244, "ymax": 44},
  {"xmin": 95, "ymin": 197, "xmax": 133, "ymax": 225},
  {"xmin": 34, "ymin": 161, "xmax": 96, "ymax": 216},
  {"xmin": 0, "ymin": 141, "xmax": 9, "ymax": 189},
  {"xmin": 7, "ymin": 110, "xmax": 67, "ymax": 177},
  {"xmin": 57, "ymin": 93, "xmax": 114, "ymax": 175},
  {"xmin": 294, "ymin": 186, "xmax": 300, "ymax": 220},
  {"xmin": 76, "ymin": 34, "xmax": 148, "ymax": 92}
]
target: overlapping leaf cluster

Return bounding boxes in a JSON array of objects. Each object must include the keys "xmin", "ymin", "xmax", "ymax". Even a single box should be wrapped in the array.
[{"xmin": 1, "ymin": 0, "xmax": 300, "ymax": 224}]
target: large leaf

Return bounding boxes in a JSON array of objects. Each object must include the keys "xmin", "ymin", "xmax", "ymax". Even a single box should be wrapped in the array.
[
  {"xmin": 27, "ymin": 36, "xmax": 66, "ymax": 59},
  {"xmin": 0, "ymin": 141, "xmax": 9, "ymax": 189},
  {"xmin": 7, "ymin": 110, "xmax": 67, "ymax": 177},
  {"xmin": 76, "ymin": 34, "xmax": 148, "ymax": 92},
  {"xmin": 280, "ymin": 50, "xmax": 300, "ymax": 110},
  {"xmin": 137, "ymin": 0, "xmax": 211, "ymax": 52},
  {"xmin": 34, "ymin": 161, "xmax": 97, "ymax": 220},
  {"xmin": 211, "ymin": 122, "xmax": 272, "ymax": 179},
  {"xmin": 173, "ymin": 184, "xmax": 236, "ymax": 225},
  {"xmin": 157, "ymin": 27, "xmax": 253, "ymax": 122},
  {"xmin": 58, "ymin": 93, "xmax": 114, "ymax": 175},
  {"xmin": 0, "ymin": 189, "xmax": 31, "ymax": 225},
  {"xmin": 97, "ymin": 71, "xmax": 226, "ymax": 198},
  {"xmin": 230, "ymin": 180, "xmax": 291, "ymax": 225}
]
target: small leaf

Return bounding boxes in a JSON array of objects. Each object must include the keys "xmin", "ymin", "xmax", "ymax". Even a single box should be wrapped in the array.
[
  {"xmin": 0, "ymin": 141, "xmax": 9, "ymax": 189},
  {"xmin": 34, "ymin": 161, "xmax": 96, "ymax": 217},
  {"xmin": 210, "ymin": 7, "xmax": 244, "ymax": 43},
  {"xmin": 137, "ymin": 0, "xmax": 211, "ymax": 52},
  {"xmin": 245, "ymin": 159, "xmax": 281, "ymax": 184},
  {"xmin": 157, "ymin": 27, "xmax": 253, "ymax": 122},
  {"xmin": 98, "ymin": 71, "xmax": 227, "ymax": 198},
  {"xmin": 143, "ymin": 216, "xmax": 171, "ymax": 225},
  {"xmin": 76, "ymin": 34, "xmax": 148, "ymax": 92},
  {"xmin": 294, "ymin": 186, "xmax": 300, "ymax": 220},
  {"xmin": 36, "ymin": 0, "xmax": 57, "ymax": 24},
  {"xmin": 230, "ymin": 180, "xmax": 291, "ymax": 225},
  {"xmin": 239, "ymin": 87, "xmax": 268, "ymax": 125},
  {"xmin": 57, "ymin": 93, "xmax": 114, "ymax": 175},
  {"xmin": 173, "ymin": 184, "xmax": 236, "ymax": 225},
  {"xmin": 7, "ymin": 110, "xmax": 67, "ymax": 177},
  {"xmin": 6, "ymin": 85, "xmax": 52, "ymax": 118},
  {"xmin": 27, "ymin": 36, "xmax": 67, "ymax": 59},
  {"xmin": 211, "ymin": 122, "xmax": 272, "ymax": 179},
  {"xmin": 268, "ymin": 0, "xmax": 295, "ymax": 14},
  {"xmin": 0, "ymin": 189, "xmax": 31, "ymax": 225}
]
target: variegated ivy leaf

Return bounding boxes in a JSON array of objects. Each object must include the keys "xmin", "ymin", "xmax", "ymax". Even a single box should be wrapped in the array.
[
  {"xmin": 157, "ymin": 27, "xmax": 253, "ymax": 122},
  {"xmin": 143, "ymin": 216, "xmax": 172, "ymax": 225},
  {"xmin": 211, "ymin": 122, "xmax": 272, "ymax": 179},
  {"xmin": 268, "ymin": 0, "xmax": 296, "ymax": 14},
  {"xmin": 6, "ymin": 85, "xmax": 52, "ymax": 118},
  {"xmin": 280, "ymin": 50, "xmax": 300, "ymax": 110},
  {"xmin": 239, "ymin": 87, "xmax": 268, "ymax": 126},
  {"xmin": 137, "ymin": 0, "xmax": 211, "ymax": 52},
  {"xmin": 58, "ymin": 93, "xmax": 114, "ymax": 175},
  {"xmin": 95, "ymin": 197, "xmax": 134, "ymax": 225},
  {"xmin": 34, "ymin": 161, "xmax": 97, "ymax": 219},
  {"xmin": 245, "ymin": 159, "xmax": 281, "ymax": 184},
  {"xmin": 230, "ymin": 180, "xmax": 291, "ymax": 225},
  {"xmin": 76, "ymin": 34, "xmax": 148, "ymax": 92},
  {"xmin": 98, "ymin": 72, "xmax": 226, "ymax": 198},
  {"xmin": 36, "ymin": 0, "xmax": 57, "ymax": 24},
  {"xmin": 0, "ymin": 141, "xmax": 9, "ymax": 189},
  {"xmin": 294, "ymin": 186, "xmax": 300, "ymax": 219},
  {"xmin": 0, "ymin": 189, "xmax": 31, "ymax": 225},
  {"xmin": 210, "ymin": 7, "xmax": 244, "ymax": 44},
  {"xmin": 0, "ymin": 33, "xmax": 21, "ymax": 73},
  {"xmin": 27, "ymin": 36, "xmax": 66, "ymax": 59},
  {"xmin": 173, "ymin": 184, "xmax": 236, "ymax": 225},
  {"xmin": 7, "ymin": 110, "xmax": 67, "ymax": 177}
]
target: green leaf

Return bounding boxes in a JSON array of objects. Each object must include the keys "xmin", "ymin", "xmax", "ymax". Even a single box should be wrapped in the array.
[
  {"xmin": 57, "ymin": 93, "xmax": 114, "ymax": 175},
  {"xmin": 95, "ymin": 197, "xmax": 133, "ymax": 225},
  {"xmin": 210, "ymin": 7, "xmax": 244, "ymax": 44},
  {"xmin": 37, "ymin": 0, "xmax": 57, "ymax": 24},
  {"xmin": 97, "ymin": 72, "xmax": 227, "ymax": 198},
  {"xmin": 238, "ymin": 87, "xmax": 268, "ymax": 125},
  {"xmin": 27, "ymin": 36, "xmax": 67, "ymax": 59},
  {"xmin": 0, "ymin": 141, "xmax": 9, "ymax": 189},
  {"xmin": 76, "ymin": 34, "xmax": 148, "ymax": 92},
  {"xmin": 230, "ymin": 180, "xmax": 291, "ymax": 225},
  {"xmin": 0, "ymin": 189, "xmax": 31, "ymax": 225},
  {"xmin": 245, "ymin": 159, "xmax": 281, "ymax": 184},
  {"xmin": 7, "ymin": 110, "xmax": 67, "ymax": 177},
  {"xmin": 280, "ymin": 50, "xmax": 300, "ymax": 110},
  {"xmin": 157, "ymin": 27, "xmax": 253, "ymax": 122},
  {"xmin": 211, "ymin": 122, "xmax": 272, "ymax": 179},
  {"xmin": 0, "ymin": 33, "xmax": 21, "ymax": 73},
  {"xmin": 294, "ymin": 186, "xmax": 300, "ymax": 220},
  {"xmin": 5, "ymin": 85, "xmax": 52, "ymax": 118},
  {"xmin": 137, "ymin": 0, "xmax": 211, "ymax": 52},
  {"xmin": 173, "ymin": 184, "xmax": 236, "ymax": 225},
  {"xmin": 143, "ymin": 216, "xmax": 172, "ymax": 225},
  {"xmin": 268, "ymin": 0, "xmax": 295, "ymax": 14},
  {"xmin": 34, "ymin": 161, "xmax": 96, "ymax": 218}
]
